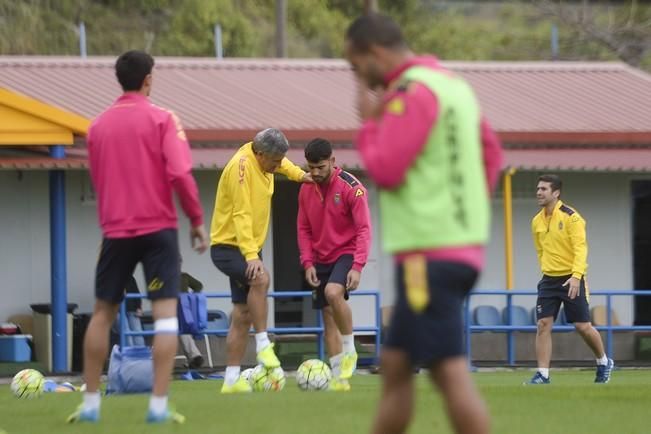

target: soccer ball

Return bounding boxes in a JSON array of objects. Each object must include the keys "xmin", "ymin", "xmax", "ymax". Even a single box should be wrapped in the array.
[
  {"xmin": 11, "ymin": 369, "xmax": 44, "ymax": 399},
  {"xmin": 240, "ymin": 367, "xmax": 255, "ymax": 384},
  {"xmin": 249, "ymin": 364, "xmax": 286, "ymax": 392},
  {"xmin": 296, "ymin": 359, "xmax": 332, "ymax": 391}
]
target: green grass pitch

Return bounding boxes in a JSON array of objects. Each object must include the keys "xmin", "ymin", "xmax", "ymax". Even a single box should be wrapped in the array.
[{"xmin": 0, "ymin": 370, "xmax": 649, "ymax": 434}]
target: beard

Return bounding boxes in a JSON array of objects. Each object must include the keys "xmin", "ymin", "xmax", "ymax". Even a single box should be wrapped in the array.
[
  {"xmin": 314, "ymin": 169, "xmax": 331, "ymax": 184},
  {"xmin": 364, "ymin": 61, "xmax": 385, "ymax": 89}
]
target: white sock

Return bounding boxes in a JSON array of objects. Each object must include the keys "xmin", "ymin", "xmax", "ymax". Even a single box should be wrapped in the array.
[
  {"xmin": 330, "ymin": 353, "xmax": 343, "ymax": 378},
  {"xmin": 596, "ymin": 355, "xmax": 608, "ymax": 365},
  {"xmin": 225, "ymin": 366, "xmax": 241, "ymax": 386},
  {"xmin": 83, "ymin": 391, "xmax": 101, "ymax": 412},
  {"xmin": 148, "ymin": 395, "xmax": 168, "ymax": 415},
  {"xmin": 342, "ymin": 334, "xmax": 355, "ymax": 353},
  {"xmin": 255, "ymin": 332, "xmax": 271, "ymax": 352},
  {"xmin": 538, "ymin": 368, "xmax": 550, "ymax": 378}
]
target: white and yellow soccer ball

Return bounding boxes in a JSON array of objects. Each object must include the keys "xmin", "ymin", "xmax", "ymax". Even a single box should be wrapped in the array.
[
  {"xmin": 249, "ymin": 364, "xmax": 286, "ymax": 392},
  {"xmin": 240, "ymin": 367, "xmax": 255, "ymax": 385},
  {"xmin": 11, "ymin": 369, "xmax": 45, "ymax": 399},
  {"xmin": 296, "ymin": 359, "xmax": 332, "ymax": 391}
]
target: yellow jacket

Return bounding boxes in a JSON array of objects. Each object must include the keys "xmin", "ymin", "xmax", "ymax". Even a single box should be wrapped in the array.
[
  {"xmin": 210, "ymin": 142, "xmax": 305, "ymax": 260},
  {"xmin": 531, "ymin": 200, "xmax": 588, "ymax": 279}
]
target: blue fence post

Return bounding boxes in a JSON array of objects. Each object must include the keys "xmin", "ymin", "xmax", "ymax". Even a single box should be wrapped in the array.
[
  {"xmin": 49, "ymin": 145, "xmax": 68, "ymax": 373},
  {"xmin": 119, "ymin": 300, "xmax": 127, "ymax": 349},
  {"xmin": 606, "ymin": 294, "xmax": 613, "ymax": 358},
  {"xmin": 507, "ymin": 293, "xmax": 515, "ymax": 366},
  {"xmin": 374, "ymin": 292, "xmax": 381, "ymax": 364},
  {"xmin": 465, "ymin": 297, "xmax": 472, "ymax": 369}
]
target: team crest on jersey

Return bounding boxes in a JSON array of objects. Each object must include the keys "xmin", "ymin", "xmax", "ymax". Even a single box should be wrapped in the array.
[
  {"xmin": 385, "ymin": 97, "xmax": 405, "ymax": 115},
  {"xmin": 558, "ymin": 222, "xmax": 563, "ymax": 230},
  {"xmin": 334, "ymin": 193, "xmax": 341, "ymax": 204}
]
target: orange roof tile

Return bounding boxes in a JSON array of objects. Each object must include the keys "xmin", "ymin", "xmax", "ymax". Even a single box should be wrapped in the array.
[{"xmin": 2, "ymin": 57, "xmax": 651, "ymax": 145}]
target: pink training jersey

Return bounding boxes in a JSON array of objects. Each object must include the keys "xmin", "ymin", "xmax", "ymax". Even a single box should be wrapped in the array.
[
  {"xmin": 87, "ymin": 92, "xmax": 203, "ymax": 238},
  {"xmin": 297, "ymin": 167, "xmax": 372, "ymax": 271},
  {"xmin": 356, "ymin": 56, "xmax": 504, "ymax": 271}
]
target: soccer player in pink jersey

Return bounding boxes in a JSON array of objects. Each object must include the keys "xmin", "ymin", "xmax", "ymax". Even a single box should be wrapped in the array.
[
  {"xmin": 297, "ymin": 138, "xmax": 372, "ymax": 391},
  {"xmin": 67, "ymin": 50, "xmax": 208, "ymax": 425}
]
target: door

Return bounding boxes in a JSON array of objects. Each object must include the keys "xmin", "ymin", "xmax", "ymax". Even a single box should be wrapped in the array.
[
  {"xmin": 632, "ymin": 180, "xmax": 651, "ymax": 325},
  {"xmin": 271, "ymin": 180, "xmax": 307, "ymax": 327}
]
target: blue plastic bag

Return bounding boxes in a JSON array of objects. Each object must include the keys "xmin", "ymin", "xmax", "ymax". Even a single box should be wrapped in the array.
[
  {"xmin": 106, "ymin": 345, "xmax": 153, "ymax": 394},
  {"xmin": 178, "ymin": 292, "xmax": 208, "ymax": 336},
  {"xmin": 195, "ymin": 293, "xmax": 207, "ymax": 331}
]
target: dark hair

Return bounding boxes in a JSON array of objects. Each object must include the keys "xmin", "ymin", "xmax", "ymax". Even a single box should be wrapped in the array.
[
  {"xmin": 538, "ymin": 174, "xmax": 562, "ymax": 192},
  {"xmin": 115, "ymin": 50, "xmax": 154, "ymax": 91},
  {"xmin": 305, "ymin": 138, "xmax": 332, "ymax": 163},
  {"xmin": 345, "ymin": 13, "xmax": 407, "ymax": 54}
]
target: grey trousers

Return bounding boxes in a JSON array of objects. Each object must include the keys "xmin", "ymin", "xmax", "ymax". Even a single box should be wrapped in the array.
[{"xmin": 179, "ymin": 334, "xmax": 202, "ymax": 360}]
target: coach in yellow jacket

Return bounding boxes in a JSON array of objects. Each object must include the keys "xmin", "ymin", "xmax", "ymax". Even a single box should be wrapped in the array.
[
  {"xmin": 210, "ymin": 128, "xmax": 310, "ymax": 393},
  {"xmin": 526, "ymin": 174, "xmax": 613, "ymax": 385}
]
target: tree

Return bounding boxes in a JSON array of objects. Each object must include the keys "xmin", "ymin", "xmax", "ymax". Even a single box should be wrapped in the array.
[
  {"xmin": 533, "ymin": 0, "xmax": 651, "ymax": 67},
  {"xmin": 0, "ymin": 0, "xmax": 648, "ymax": 70},
  {"xmin": 363, "ymin": 0, "xmax": 377, "ymax": 14}
]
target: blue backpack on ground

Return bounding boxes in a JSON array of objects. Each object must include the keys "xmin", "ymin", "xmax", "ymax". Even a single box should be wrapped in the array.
[
  {"xmin": 177, "ymin": 292, "xmax": 208, "ymax": 336},
  {"xmin": 106, "ymin": 345, "xmax": 153, "ymax": 394}
]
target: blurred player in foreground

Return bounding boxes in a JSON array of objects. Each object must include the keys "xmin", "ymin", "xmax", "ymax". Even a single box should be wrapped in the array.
[{"xmin": 345, "ymin": 13, "xmax": 503, "ymax": 434}]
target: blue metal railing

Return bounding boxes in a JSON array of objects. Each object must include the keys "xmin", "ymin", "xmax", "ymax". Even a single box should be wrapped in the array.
[
  {"xmin": 119, "ymin": 290, "xmax": 382, "ymax": 363},
  {"xmin": 465, "ymin": 290, "xmax": 651, "ymax": 365}
]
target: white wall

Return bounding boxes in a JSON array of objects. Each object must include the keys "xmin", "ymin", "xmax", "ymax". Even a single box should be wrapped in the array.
[
  {"xmin": 0, "ymin": 170, "xmax": 51, "ymax": 320},
  {"xmin": 0, "ymin": 169, "xmax": 644, "ymax": 326},
  {"xmin": 0, "ymin": 170, "xmax": 239, "ymax": 321}
]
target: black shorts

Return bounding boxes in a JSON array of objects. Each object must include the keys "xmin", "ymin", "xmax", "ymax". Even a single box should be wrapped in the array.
[
  {"xmin": 211, "ymin": 244, "xmax": 261, "ymax": 304},
  {"xmin": 95, "ymin": 228, "xmax": 180, "ymax": 304},
  {"xmin": 536, "ymin": 274, "xmax": 590, "ymax": 323},
  {"xmin": 312, "ymin": 254, "xmax": 353, "ymax": 309},
  {"xmin": 385, "ymin": 260, "xmax": 478, "ymax": 366}
]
